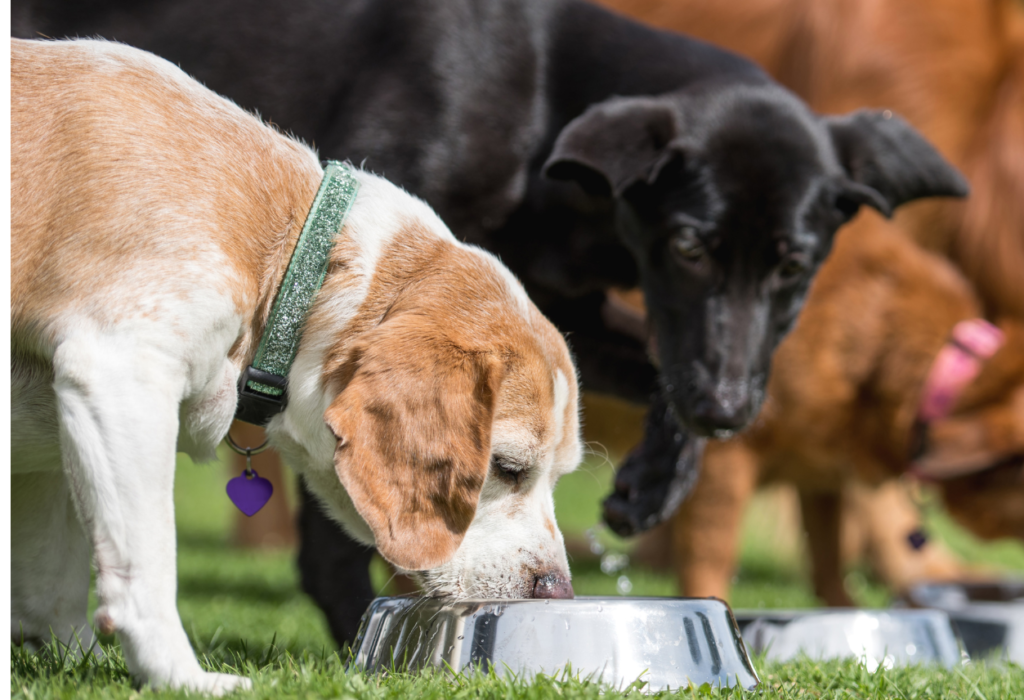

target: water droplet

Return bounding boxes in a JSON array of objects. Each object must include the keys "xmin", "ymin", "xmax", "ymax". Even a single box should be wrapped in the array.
[
  {"xmin": 617, "ymin": 575, "xmax": 633, "ymax": 595},
  {"xmin": 564, "ymin": 619, "xmax": 570, "ymax": 630},
  {"xmin": 457, "ymin": 635, "xmax": 464, "ymax": 640},
  {"xmin": 601, "ymin": 552, "xmax": 630, "ymax": 574}
]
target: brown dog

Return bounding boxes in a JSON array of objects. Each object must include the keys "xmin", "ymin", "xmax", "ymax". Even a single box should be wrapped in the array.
[{"xmin": 671, "ymin": 220, "xmax": 1024, "ymax": 604}]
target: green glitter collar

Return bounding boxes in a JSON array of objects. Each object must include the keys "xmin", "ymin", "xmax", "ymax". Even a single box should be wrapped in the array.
[{"xmin": 235, "ymin": 161, "xmax": 360, "ymax": 426}]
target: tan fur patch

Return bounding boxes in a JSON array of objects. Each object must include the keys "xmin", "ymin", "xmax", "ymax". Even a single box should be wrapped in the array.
[{"xmin": 11, "ymin": 39, "xmax": 320, "ymax": 362}]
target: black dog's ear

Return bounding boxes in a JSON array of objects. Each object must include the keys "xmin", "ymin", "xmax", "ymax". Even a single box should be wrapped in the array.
[
  {"xmin": 544, "ymin": 98, "xmax": 679, "ymax": 198},
  {"xmin": 825, "ymin": 110, "xmax": 969, "ymax": 218}
]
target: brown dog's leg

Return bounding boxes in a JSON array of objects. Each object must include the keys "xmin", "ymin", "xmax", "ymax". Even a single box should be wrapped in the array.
[
  {"xmin": 672, "ymin": 439, "xmax": 759, "ymax": 598},
  {"xmin": 800, "ymin": 489, "xmax": 854, "ymax": 606},
  {"xmin": 849, "ymin": 480, "xmax": 975, "ymax": 594},
  {"xmin": 228, "ymin": 420, "xmax": 296, "ymax": 549}
]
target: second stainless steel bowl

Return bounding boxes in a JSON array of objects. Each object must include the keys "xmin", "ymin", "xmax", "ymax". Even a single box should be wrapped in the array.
[{"xmin": 734, "ymin": 609, "xmax": 967, "ymax": 669}]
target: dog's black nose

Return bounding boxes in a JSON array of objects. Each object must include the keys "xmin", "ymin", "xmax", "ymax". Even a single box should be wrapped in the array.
[
  {"xmin": 602, "ymin": 484, "xmax": 641, "ymax": 537},
  {"xmin": 532, "ymin": 571, "xmax": 574, "ymax": 599}
]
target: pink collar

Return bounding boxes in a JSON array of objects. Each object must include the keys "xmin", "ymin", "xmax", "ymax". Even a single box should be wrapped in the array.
[{"xmin": 917, "ymin": 319, "xmax": 1004, "ymax": 423}]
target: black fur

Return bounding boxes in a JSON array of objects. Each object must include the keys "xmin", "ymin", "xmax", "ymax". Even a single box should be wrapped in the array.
[
  {"xmin": 601, "ymin": 392, "xmax": 705, "ymax": 538},
  {"xmin": 14, "ymin": 0, "xmax": 967, "ymax": 644}
]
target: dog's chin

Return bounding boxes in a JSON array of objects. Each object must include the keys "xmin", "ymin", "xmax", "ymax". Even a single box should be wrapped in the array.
[{"xmin": 411, "ymin": 571, "xmax": 533, "ymax": 600}]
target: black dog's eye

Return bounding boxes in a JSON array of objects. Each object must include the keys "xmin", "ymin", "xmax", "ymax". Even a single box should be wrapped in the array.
[
  {"xmin": 670, "ymin": 226, "xmax": 705, "ymax": 263},
  {"xmin": 492, "ymin": 456, "xmax": 526, "ymax": 487},
  {"xmin": 777, "ymin": 254, "xmax": 809, "ymax": 281}
]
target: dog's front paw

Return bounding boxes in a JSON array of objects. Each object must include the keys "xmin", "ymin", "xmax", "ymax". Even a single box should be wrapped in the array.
[{"xmin": 182, "ymin": 671, "xmax": 252, "ymax": 696}]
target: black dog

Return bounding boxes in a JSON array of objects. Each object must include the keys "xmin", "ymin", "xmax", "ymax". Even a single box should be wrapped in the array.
[{"xmin": 15, "ymin": 0, "xmax": 967, "ymax": 643}]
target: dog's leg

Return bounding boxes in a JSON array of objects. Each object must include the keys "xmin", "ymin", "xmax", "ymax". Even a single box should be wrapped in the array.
[
  {"xmin": 52, "ymin": 341, "xmax": 250, "ymax": 694},
  {"xmin": 799, "ymin": 489, "xmax": 855, "ymax": 606},
  {"xmin": 671, "ymin": 439, "xmax": 759, "ymax": 598},
  {"xmin": 11, "ymin": 471, "xmax": 96, "ymax": 653},
  {"xmin": 848, "ymin": 481, "xmax": 973, "ymax": 593}
]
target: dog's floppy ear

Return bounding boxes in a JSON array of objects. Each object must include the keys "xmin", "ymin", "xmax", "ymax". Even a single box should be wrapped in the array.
[
  {"xmin": 544, "ymin": 98, "xmax": 679, "ymax": 198},
  {"xmin": 324, "ymin": 320, "xmax": 504, "ymax": 571},
  {"xmin": 825, "ymin": 110, "xmax": 969, "ymax": 217}
]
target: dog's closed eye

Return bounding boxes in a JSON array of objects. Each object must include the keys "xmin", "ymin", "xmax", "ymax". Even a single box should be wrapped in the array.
[{"xmin": 491, "ymin": 456, "xmax": 527, "ymax": 487}]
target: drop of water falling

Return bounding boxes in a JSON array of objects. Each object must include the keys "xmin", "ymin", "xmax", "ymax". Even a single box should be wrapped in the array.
[
  {"xmin": 617, "ymin": 575, "xmax": 633, "ymax": 595},
  {"xmin": 601, "ymin": 552, "xmax": 630, "ymax": 575},
  {"xmin": 564, "ymin": 619, "xmax": 570, "ymax": 630},
  {"xmin": 586, "ymin": 520, "xmax": 636, "ymax": 597},
  {"xmin": 457, "ymin": 635, "xmax": 464, "ymax": 640}
]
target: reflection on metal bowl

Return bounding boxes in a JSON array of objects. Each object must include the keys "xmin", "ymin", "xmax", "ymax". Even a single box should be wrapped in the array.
[
  {"xmin": 733, "ymin": 609, "xmax": 966, "ymax": 670},
  {"xmin": 351, "ymin": 596, "xmax": 759, "ymax": 691}
]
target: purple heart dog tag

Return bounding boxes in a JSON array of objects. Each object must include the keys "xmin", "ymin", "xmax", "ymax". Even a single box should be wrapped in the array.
[{"xmin": 227, "ymin": 469, "xmax": 274, "ymax": 517}]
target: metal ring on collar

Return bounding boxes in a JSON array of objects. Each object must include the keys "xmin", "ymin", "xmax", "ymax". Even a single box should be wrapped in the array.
[{"xmin": 224, "ymin": 431, "xmax": 271, "ymax": 456}]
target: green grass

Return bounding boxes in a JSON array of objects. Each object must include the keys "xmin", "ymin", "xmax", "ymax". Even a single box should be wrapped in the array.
[
  {"xmin": 12, "ymin": 638, "xmax": 1024, "ymax": 699},
  {"xmin": 12, "ymin": 450, "xmax": 1024, "ymax": 698}
]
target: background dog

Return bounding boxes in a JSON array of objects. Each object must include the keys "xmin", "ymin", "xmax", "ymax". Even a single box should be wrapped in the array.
[
  {"xmin": 12, "ymin": 38, "xmax": 580, "ymax": 691},
  {"xmin": 595, "ymin": 0, "xmax": 1024, "ymax": 319},
  {"xmin": 598, "ymin": 0, "xmax": 1024, "ymax": 600},
  {"xmin": 670, "ymin": 220, "xmax": 1024, "ymax": 605},
  {"xmin": 14, "ymin": 0, "xmax": 967, "ymax": 641}
]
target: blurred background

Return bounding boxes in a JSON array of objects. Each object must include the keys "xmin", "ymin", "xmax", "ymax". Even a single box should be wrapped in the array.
[{"xmin": 63, "ymin": 0, "xmax": 1024, "ymax": 655}]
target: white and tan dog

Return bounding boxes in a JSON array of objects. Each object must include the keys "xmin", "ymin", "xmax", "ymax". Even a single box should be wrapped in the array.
[{"xmin": 11, "ymin": 38, "xmax": 581, "ymax": 694}]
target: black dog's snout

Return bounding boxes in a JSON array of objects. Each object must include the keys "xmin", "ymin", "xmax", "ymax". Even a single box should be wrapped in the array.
[
  {"xmin": 602, "ymin": 483, "xmax": 640, "ymax": 538},
  {"xmin": 688, "ymin": 396, "xmax": 751, "ymax": 436}
]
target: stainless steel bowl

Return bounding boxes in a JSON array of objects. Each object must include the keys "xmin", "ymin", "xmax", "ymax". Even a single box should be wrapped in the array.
[
  {"xmin": 904, "ymin": 581, "xmax": 1024, "ymax": 663},
  {"xmin": 733, "ymin": 609, "xmax": 966, "ymax": 669},
  {"xmin": 352, "ymin": 596, "xmax": 759, "ymax": 691}
]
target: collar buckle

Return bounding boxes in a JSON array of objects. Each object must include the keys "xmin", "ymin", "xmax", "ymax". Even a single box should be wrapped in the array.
[{"xmin": 235, "ymin": 366, "xmax": 289, "ymax": 426}]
